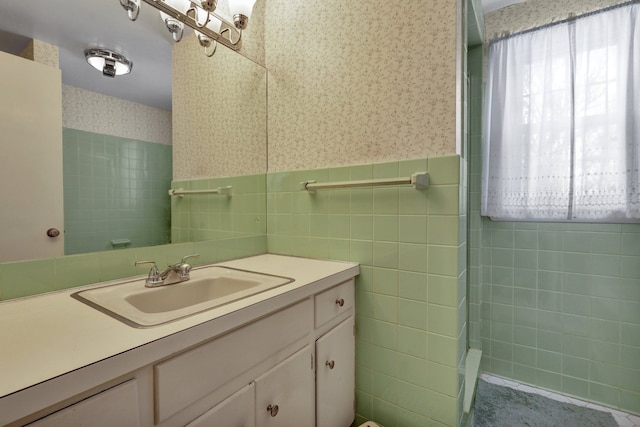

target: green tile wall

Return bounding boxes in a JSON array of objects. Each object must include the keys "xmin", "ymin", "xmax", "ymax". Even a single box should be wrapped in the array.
[
  {"xmin": 171, "ymin": 173, "xmax": 267, "ymax": 245},
  {"xmin": 468, "ymin": 49, "xmax": 640, "ymax": 416},
  {"xmin": 0, "ymin": 173, "xmax": 267, "ymax": 301},
  {"xmin": 0, "ymin": 236, "xmax": 266, "ymax": 301},
  {"xmin": 266, "ymin": 156, "xmax": 466, "ymax": 427},
  {"xmin": 63, "ymin": 128, "xmax": 172, "ymax": 254},
  {"xmin": 467, "ymin": 45, "xmax": 484, "ymax": 350}
]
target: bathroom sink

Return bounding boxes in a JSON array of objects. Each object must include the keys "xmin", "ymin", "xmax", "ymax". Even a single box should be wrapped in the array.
[{"xmin": 71, "ymin": 266, "xmax": 294, "ymax": 328}]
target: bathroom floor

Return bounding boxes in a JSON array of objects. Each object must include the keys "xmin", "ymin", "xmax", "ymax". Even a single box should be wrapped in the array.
[{"xmin": 479, "ymin": 374, "xmax": 640, "ymax": 427}]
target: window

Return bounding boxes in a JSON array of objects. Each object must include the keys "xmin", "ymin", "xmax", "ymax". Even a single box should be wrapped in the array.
[{"xmin": 482, "ymin": 2, "xmax": 640, "ymax": 222}]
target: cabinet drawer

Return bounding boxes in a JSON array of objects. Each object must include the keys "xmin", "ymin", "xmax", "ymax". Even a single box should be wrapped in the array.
[
  {"xmin": 314, "ymin": 280, "xmax": 354, "ymax": 328},
  {"xmin": 28, "ymin": 380, "xmax": 140, "ymax": 427},
  {"xmin": 186, "ymin": 383, "xmax": 255, "ymax": 427},
  {"xmin": 155, "ymin": 299, "xmax": 313, "ymax": 423}
]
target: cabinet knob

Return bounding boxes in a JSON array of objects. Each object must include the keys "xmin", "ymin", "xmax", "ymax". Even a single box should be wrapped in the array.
[
  {"xmin": 335, "ymin": 298, "xmax": 345, "ymax": 307},
  {"xmin": 46, "ymin": 228, "xmax": 61, "ymax": 238},
  {"xmin": 325, "ymin": 360, "xmax": 335, "ymax": 369},
  {"xmin": 267, "ymin": 404, "xmax": 279, "ymax": 417}
]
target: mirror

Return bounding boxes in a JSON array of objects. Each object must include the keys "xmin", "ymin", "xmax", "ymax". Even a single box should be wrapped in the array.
[{"xmin": 0, "ymin": 0, "xmax": 267, "ymax": 263}]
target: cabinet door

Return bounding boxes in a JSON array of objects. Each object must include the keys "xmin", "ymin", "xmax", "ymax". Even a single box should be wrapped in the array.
[
  {"xmin": 27, "ymin": 380, "xmax": 140, "ymax": 427},
  {"xmin": 255, "ymin": 347, "xmax": 314, "ymax": 427},
  {"xmin": 186, "ymin": 383, "xmax": 255, "ymax": 427},
  {"xmin": 316, "ymin": 317, "xmax": 355, "ymax": 427}
]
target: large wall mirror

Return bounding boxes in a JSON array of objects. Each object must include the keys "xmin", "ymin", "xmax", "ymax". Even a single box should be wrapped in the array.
[{"xmin": 0, "ymin": 0, "xmax": 267, "ymax": 264}]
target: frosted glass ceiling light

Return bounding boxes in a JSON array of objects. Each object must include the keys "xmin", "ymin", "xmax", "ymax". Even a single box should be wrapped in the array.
[
  {"xmin": 84, "ymin": 48, "xmax": 133, "ymax": 78},
  {"xmin": 118, "ymin": 0, "xmax": 254, "ymax": 54}
]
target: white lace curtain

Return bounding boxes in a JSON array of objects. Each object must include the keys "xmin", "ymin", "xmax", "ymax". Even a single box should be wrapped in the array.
[{"xmin": 482, "ymin": 2, "xmax": 640, "ymax": 221}]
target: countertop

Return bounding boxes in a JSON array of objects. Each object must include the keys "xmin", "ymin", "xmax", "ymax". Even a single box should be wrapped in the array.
[{"xmin": 0, "ymin": 254, "xmax": 359, "ymax": 401}]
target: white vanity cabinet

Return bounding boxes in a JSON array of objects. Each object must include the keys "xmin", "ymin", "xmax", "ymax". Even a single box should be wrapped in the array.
[
  {"xmin": 1, "ymin": 258, "xmax": 358, "ymax": 427},
  {"xmin": 155, "ymin": 299, "xmax": 313, "ymax": 426}
]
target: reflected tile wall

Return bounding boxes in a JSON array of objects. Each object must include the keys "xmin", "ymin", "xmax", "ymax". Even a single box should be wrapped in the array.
[
  {"xmin": 0, "ymin": 236, "xmax": 266, "ymax": 301},
  {"xmin": 170, "ymin": 173, "xmax": 267, "ymax": 247},
  {"xmin": 63, "ymin": 128, "xmax": 172, "ymax": 255}
]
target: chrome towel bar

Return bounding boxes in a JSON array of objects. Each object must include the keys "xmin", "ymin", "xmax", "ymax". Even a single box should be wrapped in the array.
[
  {"xmin": 168, "ymin": 186, "xmax": 233, "ymax": 197},
  {"xmin": 300, "ymin": 172, "xmax": 429, "ymax": 191}
]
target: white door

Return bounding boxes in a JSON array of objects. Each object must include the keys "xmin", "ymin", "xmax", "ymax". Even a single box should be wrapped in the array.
[{"xmin": 0, "ymin": 51, "xmax": 64, "ymax": 262}]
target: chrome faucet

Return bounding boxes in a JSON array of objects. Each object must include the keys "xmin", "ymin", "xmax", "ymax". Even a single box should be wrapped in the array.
[{"xmin": 135, "ymin": 254, "xmax": 199, "ymax": 287}]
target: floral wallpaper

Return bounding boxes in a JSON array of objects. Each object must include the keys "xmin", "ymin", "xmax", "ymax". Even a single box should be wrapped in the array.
[
  {"xmin": 485, "ymin": 0, "xmax": 631, "ymax": 40},
  {"xmin": 264, "ymin": 0, "xmax": 459, "ymax": 172},
  {"xmin": 62, "ymin": 85, "xmax": 172, "ymax": 146},
  {"xmin": 172, "ymin": 34, "xmax": 267, "ymax": 180}
]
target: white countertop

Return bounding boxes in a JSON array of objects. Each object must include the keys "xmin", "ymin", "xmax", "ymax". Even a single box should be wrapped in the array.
[{"xmin": 0, "ymin": 254, "xmax": 359, "ymax": 401}]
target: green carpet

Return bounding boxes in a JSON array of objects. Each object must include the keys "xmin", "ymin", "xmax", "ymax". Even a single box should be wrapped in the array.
[{"xmin": 474, "ymin": 379, "xmax": 618, "ymax": 427}]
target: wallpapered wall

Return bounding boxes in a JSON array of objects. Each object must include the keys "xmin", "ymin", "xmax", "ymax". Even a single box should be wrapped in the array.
[
  {"xmin": 172, "ymin": 33, "xmax": 267, "ymax": 181},
  {"xmin": 264, "ymin": 0, "xmax": 459, "ymax": 172},
  {"xmin": 18, "ymin": 39, "xmax": 172, "ymax": 146},
  {"xmin": 484, "ymin": 0, "xmax": 630, "ymax": 38},
  {"xmin": 62, "ymin": 85, "xmax": 172, "ymax": 146},
  {"xmin": 172, "ymin": 0, "xmax": 460, "ymax": 178},
  {"xmin": 19, "ymin": 39, "xmax": 58, "ymax": 68}
]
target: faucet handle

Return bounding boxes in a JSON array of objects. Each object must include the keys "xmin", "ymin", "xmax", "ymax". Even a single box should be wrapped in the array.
[
  {"xmin": 178, "ymin": 254, "xmax": 199, "ymax": 278},
  {"xmin": 181, "ymin": 254, "xmax": 200, "ymax": 264},
  {"xmin": 135, "ymin": 261, "xmax": 163, "ymax": 286}
]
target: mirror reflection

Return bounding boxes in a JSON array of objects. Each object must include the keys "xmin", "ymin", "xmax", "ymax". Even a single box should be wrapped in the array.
[{"xmin": 0, "ymin": 0, "xmax": 267, "ymax": 264}]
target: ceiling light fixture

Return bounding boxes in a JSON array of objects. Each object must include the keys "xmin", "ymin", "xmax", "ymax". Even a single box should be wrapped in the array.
[
  {"xmin": 84, "ymin": 48, "xmax": 133, "ymax": 78},
  {"xmin": 118, "ymin": 0, "xmax": 256, "ymax": 56}
]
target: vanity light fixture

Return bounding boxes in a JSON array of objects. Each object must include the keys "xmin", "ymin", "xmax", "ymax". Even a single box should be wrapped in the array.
[
  {"xmin": 118, "ymin": 0, "xmax": 257, "ymax": 55},
  {"xmin": 84, "ymin": 48, "xmax": 133, "ymax": 78}
]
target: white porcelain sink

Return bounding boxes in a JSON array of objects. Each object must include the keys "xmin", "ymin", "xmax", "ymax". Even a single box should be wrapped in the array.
[{"xmin": 72, "ymin": 266, "xmax": 294, "ymax": 327}]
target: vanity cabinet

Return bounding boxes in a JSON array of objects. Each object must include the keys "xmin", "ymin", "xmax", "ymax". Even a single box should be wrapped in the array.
[
  {"xmin": 154, "ymin": 300, "xmax": 313, "ymax": 426},
  {"xmin": 27, "ymin": 380, "xmax": 141, "ymax": 427},
  {"xmin": 4, "ymin": 274, "xmax": 356, "ymax": 427}
]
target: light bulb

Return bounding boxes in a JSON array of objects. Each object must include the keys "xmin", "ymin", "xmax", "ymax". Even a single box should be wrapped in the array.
[
  {"xmin": 230, "ymin": 0, "xmax": 256, "ymax": 18},
  {"xmin": 230, "ymin": 0, "xmax": 256, "ymax": 29},
  {"xmin": 164, "ymin": 0, "xmax": 190, "ymax": 12}
]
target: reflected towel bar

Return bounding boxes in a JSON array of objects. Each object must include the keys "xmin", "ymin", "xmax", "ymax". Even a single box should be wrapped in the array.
[
  {"xmin": 300, "ymin": 172, "xmax": 429, "ymax": 191},
  {"xmin": 169, "ymin": 186, "xmax": 233, "ymax": 197}
]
